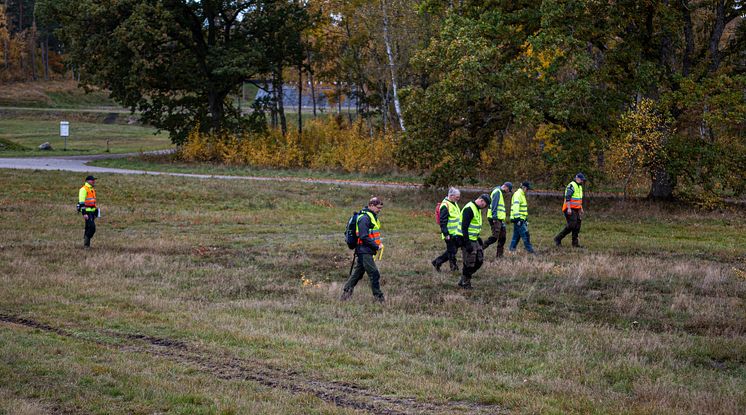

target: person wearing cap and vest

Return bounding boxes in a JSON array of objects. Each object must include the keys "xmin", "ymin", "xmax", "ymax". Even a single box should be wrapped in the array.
[
  {"xmin": 482, "ymin": 182, "xmax": 512, "ymax": 258},
  {"xmin": 454, "ymin": 194, "xmax": 490, "ymax": 289},
  {"xmin": 509, "ymin": 181, "xmax": 535, "ymax": 254},
  {"xmin": 341, "ymin": 197, "xmax": 385, "ymax": 302},
  {"xmin": 432, "ymin": 187, "xmax": 461, "ymax": 272},
  {"xmin": 77, "ymin": 175, "xmax": 98, "ymax": 248},
  {"xmin": 554, "ymin": 173, "xmax": 586, "ymax": 247}
]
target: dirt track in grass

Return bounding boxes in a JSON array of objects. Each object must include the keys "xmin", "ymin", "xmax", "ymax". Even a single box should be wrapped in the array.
[{"xmin": 0, "ymin": 313, "xmax": 505, "ymax": 415}]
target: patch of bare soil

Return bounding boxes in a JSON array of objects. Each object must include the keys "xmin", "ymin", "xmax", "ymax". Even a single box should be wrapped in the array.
[{"xmin": 0, "ymin": 313, "xmax": 505, "ymax": 414}]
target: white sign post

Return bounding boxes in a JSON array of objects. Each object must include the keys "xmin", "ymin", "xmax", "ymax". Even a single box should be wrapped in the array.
[{"xmin": 60, "ymin": 121, "xmax": 70, "ymax": 150}]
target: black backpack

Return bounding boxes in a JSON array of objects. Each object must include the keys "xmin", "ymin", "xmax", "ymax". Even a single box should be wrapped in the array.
[{"xmin": 344, "ymin": 211, "xmax": 360, "ymax": 249}]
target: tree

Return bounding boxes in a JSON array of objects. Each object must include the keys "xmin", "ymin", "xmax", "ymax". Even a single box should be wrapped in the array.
[{"xmin": 45, "ymin": 0, "xmax": 312, "ymax": 144}]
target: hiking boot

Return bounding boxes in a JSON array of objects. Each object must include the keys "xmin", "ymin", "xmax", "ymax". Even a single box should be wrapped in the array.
[
  {"xmin": 340, "ymin": 290, "xmax": 353, "ymax": 301},
  {"xmin": 553, "ymin": 236, "xmax": 561, "ymax": 247},
  {"xmin": 374, "ymin": 295, "xmax": 385, "ymax": 303},
  {"xmin": 431, "ymin": 259, "xmax": 442, "ymax": 272},
  {"xmin": 83, "ymin": 236, "xmax": 91, "ymax": 248},
  {"xmin": 458, "ymin": 281, "xmax": 473, "ymax": 290}
]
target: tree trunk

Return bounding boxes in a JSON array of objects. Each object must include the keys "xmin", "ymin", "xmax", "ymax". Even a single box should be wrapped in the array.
[
  {"xmin": 380, "ymin": 0, "xmax": 405, "ymax": 132},
  {"xmin": 708, "ymin": 0, "xmax": 726, "ymax": 73},
  {"xmin": 29, "ymin": 21, "xmax": 37, "ymax": 81},
  {"xmin": 207, "ymin": 89, "xmax": 225, "ymax": 132},
  {"xmin": 42, "ymin": 34, "xmax": 49, "ymax": 81},
  {"xmin": 298, "ymin": 64, "xmax": 302, "ymax": 136},
  {"xmin": 337, "ymin": 81, "xmax": 342, "ymax": 114},
  {"xmin": 275, "ymin": 68, "xmax": 287, "ymax": 136},
  {"xmin": 649, "ymin": 166, "xmax": 676, "ymax": 200},
  {"xmin": 307, "ymin": 48, "xmax": 316, "ymax": 117}
]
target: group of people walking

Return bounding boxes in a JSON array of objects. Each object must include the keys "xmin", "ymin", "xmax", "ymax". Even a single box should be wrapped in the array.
[
  {"xmin": 75, "ymin": 171, "xmax": 585, "ymax": 302},
  {"xmin": 341, "ymin": 173, "xmax": 587, "ymax": 300}
]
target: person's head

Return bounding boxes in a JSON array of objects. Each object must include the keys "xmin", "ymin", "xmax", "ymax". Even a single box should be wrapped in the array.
[
  {"xmin": 476, "ymin": 193, "xmax": 491, "ymax": 208},
  {"xmin": 521, "ymin": 181, "xmax": 532, "ymax": 192},
  {"xmin": 447, "ymin": 187, "xmax": 461, "ymax": 202},
  {"xmin": 368, "ymin": 196, "xmax": 384, "ymax": 214},
  {"xmin": 575, "ymin": 172, "xmax": 586, "ymax": 184},
  {"xmin": 501, "ymin": 182, "xmax": 513, "ymax": 193},
  {"xmin": 85, "ymin": 175, "xmax": 96, "ymax": 185}
]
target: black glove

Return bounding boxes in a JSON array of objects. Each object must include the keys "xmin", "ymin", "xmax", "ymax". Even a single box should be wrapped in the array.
[
  {"xmin": 477, "ymin": 237, "xmax": 483, "ymax": 247},
  {"xmin": 465, "ymin": 241, "xmax": 474, "ymax": 253}
]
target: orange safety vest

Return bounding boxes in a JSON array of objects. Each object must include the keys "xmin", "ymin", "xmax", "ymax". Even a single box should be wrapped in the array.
[
  {"xmin": 356, "ymin": 211, "xmax": 382, "ymax": 247},
  {"xmin": 562, "ymin": 181, "xmax": 583, "ymax": 212},
  {"xmin": 82, "ymin": 183, "xmax": 97, "ymax": 208}
]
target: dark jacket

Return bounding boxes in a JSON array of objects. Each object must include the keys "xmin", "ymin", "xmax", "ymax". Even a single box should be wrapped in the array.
[
  {"xmin": 461, "ymin": 203, "xmax": 475, "ymax": 240},
  {"xmin": 356, "ymin": 207, "xmax": 380, "ymax": 255},
  {"xmin": 439, "ymin": 204, "xmax": 450, "ymax": 236}
]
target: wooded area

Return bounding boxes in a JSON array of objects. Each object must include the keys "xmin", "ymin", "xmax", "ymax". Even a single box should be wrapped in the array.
[{"xmin": 1, "ymin": 0, "xmax": 744, "ymax": 201}]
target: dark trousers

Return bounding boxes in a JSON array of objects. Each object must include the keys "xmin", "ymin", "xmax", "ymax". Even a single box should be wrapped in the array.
[
  {"xmin": 509, "ymin": 220, "xmax": 534, "ymax": 253},
  {"xmin": 433, "ymin": 237, "xmax": 459, "ymax": 270},
  {"xmin": 83, "ymin": 213, "xmax": 96, "ymax": 246},
  {"xmin": 460, "ymin": 240, "xmax": 484, "ymax": 286},
  {"xmin": 484, "ymin": 219, "xmax": 507, "ymax": 257},
  {"xmin": 343, "ymin": 254, "xmax": 384, "ymax": 300},
  {"xmin": 555, "ymin": 210, "xmax": 582, "ymax": 246}
]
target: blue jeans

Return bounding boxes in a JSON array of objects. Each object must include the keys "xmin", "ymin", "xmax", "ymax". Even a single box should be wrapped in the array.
[{"xmin": 509, "ymin": 220, "xmax": 534, "ymax": 253}]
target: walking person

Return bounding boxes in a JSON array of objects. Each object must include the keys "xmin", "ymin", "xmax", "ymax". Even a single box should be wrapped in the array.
[
  {"xmin": 341, "ymin": 197, "xmax": 385, "ymax": 302},
  {"xmin": 432, "ymin": 187, "xmax": 461, "ymax": 272},
  {"xmin": 454, "ymin": 194, "xmax": 490, "ymax": 289},
  {"xmin": 77, "ymin": 175, "xmax": 99, "ymax": 248},
  {"xmin": 554, "ymin": 173, "xmax": 587, "ymax": 247},
  {"xmin": 482, "ymin": 182, "xmax": 512, "ymax": 258},
  {"xmin": 508, "ymin": 182, "xmax": 535, "ymax": 254}
]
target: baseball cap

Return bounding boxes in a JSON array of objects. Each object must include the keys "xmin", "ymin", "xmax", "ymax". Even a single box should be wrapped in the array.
[
  {"xmin": 503, "ymin": 182, "xmax": 513, "ymax": 191},
  {"xmin": 85, "ymin": 175, "xmax": 97, "ymax": 181},
  {"xmin": 479, "ymin": 194, "xmax": 491, "ymax": 205},
  {"xmin": 576, "ymin": 172, "xmax": 587, "ymax": 181},
  {"xmin": 521, "ymin": 181, "xmax": 532, "ymax": 190}
]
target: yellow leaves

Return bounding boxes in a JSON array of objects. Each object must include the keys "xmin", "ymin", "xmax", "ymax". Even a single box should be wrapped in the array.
[
  {"xmin": 521, "ymin": 41, "xmax": 565, "ymax": 80},
  {"xmin": 179, "ymin": 118, "xmax": 398, "ymax": 174}
]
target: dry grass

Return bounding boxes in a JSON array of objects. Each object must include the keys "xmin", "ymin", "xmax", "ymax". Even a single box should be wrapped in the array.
[{"xmin": 0, "ymin": 169, "xmax": 744, "ymax": 414}]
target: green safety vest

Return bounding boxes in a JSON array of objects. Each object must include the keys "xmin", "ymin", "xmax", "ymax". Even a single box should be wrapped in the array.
[
  {"xmin": 486, "ymin": 187, "xmax": 506, "ymax": 221},
  {"xmin": 356, "ymin": 211, "xmax": 382, "ymax": 247},
  {"xmin": 440, "ymin": 198, "xmax": 461, "ymax": 239},
  {"xmin": 562, "ymin": 181, "xmax": 583, "ymax": 212},
  {"xmin": 454, "ymin": 201, "xmax": 482, "ymax": 241},
  {"xmin": 510, "ymin": 188, "xmax": 528, "ymax": 221}
]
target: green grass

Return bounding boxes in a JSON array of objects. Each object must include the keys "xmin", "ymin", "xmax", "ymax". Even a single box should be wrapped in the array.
[
  {"xmin": 0, "ymin": 119, "xmax": 173, "ymax": 156},
  {"xmin": 0, "ymin": 169, "xmax": 744, "ymax": 414}
]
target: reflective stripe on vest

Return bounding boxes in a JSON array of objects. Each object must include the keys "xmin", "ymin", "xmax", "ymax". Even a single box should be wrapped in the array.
[
  {"xmin": 486, "ymin": 187, "xmax": 506, "ymax": 221},
  {"xmin": 510, "ymin": 189, "xmax": 528, "ymax": 220},
  {"xmin": 562, "ymin": 181, "xmax": 583, "ymax": 212},
  {"xmin": 80, "ymin": 183, "xmax": 97, "ymax": 211},
  {"xmin": 441, "ymin": 198, "xmax": 461, "ymax": 239},
  {"xmin": 455, "ymin": 201, "xmax": 482, "ymax": 241},
  {"xmin": 356, "ymin": 211, "xmax": 382, "ymax": 247}
]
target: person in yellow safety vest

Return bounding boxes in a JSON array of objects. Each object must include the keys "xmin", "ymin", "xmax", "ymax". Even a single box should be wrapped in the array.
[
  {"xmin": 482, "ymin": 182, "xmax": 513, "ymax": 258},
  {"xmin": 77, "ymin": 175, "xmax": 98, "ymax": 248},
  {"xmin": 453, "ymin": 193, "xmax": 490, "ymax": 289},
  {"xmin": 554, "ymin": 172, "xmax": 586, "ymax": 248},
  {"xmin": 432, "ymin": 187, "xmax": 461, "ymax": 272},
  {"xmin": 341, "ymin": 197, "xmax": 385, "ymax": 302},
  {"xmin": 508, "ymin": 181, "xmax": 535, "ymax": 254}
]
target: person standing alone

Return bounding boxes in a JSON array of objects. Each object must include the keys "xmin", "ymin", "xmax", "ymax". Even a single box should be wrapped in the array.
[
  {"xmin": 77, "ymin": 175, "xmax": 98, "ymax": 248},
  {"xmin": 554, "ymin": 173, "xmax": 586, "ymax": 248},
  {"xmin": 432, "ymin": 187, "xmax": 461, "ymax": 272},
  {"xmin": 341, "ymin": 197, "xmax": 385, "ymax": 302}
]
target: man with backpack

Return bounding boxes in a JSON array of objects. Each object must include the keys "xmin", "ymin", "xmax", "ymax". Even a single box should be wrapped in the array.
[
  {"xmin": 454, "ymin": 194, "xmax": 491, "ymax": 289},
  {"xmin": 341, "ymin": 197, "xmax": 385, "ymax": 302},
  {"xmin": 482, "ymin": 182, "xmax": 512, "ymax": 258},
  {"xmin": 432, "ymin": 187, "xmax": 461, "ymax": 272}
]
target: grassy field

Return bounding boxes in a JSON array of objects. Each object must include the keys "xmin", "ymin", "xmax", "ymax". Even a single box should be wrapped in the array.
[
  {"xmin": 0, "ymin": 169, "xmax": 744, "ymax": 414},
  {"xmin": 0, "ymin": 81, "xmax": 118, "ymax": 109},
  {"xmin": 0, "ymin": 119, "xmax": 172, "ymax": 156}
]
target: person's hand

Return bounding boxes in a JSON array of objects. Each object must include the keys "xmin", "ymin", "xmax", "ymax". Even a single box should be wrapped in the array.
[
  {"xmin": 83, "ymin": 214, "xmax": 89, "ymax": 220},
  {"xmin": 566, "ymin": 208, "xmax": 572, "ymax": 216},
  {"xmin": 444, "ymin": 234, "xmax": 450, "ymax": 241}
]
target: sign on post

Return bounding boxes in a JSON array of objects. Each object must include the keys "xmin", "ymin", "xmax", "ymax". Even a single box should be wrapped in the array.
[{"xmin": 60, "ymin": 121, "xmax": 69, "ymax": 150}]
